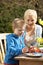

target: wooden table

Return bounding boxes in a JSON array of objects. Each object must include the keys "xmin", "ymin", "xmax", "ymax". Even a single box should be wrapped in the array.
[{"xmin": 14, "ymin": 54, "xmax": 43, "ymax": 65}]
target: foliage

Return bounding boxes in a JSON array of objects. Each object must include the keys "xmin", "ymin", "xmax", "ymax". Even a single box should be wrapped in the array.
[
  {"xmin": 0, "ymin": 0, "xmax": 43, "ymax": 34},
  {"xmin": 39, "ymin": 19, "xmax": 43, "ymax": 26}
]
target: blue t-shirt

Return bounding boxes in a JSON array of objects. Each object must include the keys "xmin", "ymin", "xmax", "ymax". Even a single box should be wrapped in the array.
[{"xmin": 4, "ymin": 33, "xmax": 25, "ymax": 64}]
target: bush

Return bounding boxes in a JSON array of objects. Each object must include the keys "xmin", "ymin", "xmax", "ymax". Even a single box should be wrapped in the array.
[{"xmin": 0, "ymin": 0, "xmax": 43, "ymax": 33}]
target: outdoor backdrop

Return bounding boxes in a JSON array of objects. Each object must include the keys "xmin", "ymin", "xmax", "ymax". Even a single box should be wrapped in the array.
[{"xmin": 0, "ymin": 0, "xmax": 43, "ymax": 36}]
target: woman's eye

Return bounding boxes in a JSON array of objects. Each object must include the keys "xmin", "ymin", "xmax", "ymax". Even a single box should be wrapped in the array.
[
  {"xmin": 27, "ymin": 19, "xmax": 34, "ymax": 22},
  {"xmin": 31, "ymin": 20, "xmax": 34, "ymax": 21}
]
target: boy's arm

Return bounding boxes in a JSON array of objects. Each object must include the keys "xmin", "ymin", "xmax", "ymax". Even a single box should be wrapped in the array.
[{"xmin": 6, "ymin": 36, "xmax": 22, "ymax": 58}]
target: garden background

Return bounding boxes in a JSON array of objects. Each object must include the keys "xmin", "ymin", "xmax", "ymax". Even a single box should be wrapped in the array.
[{"xmin": 0, "ymin": 0, "xmax": 43, "ymax": 36}]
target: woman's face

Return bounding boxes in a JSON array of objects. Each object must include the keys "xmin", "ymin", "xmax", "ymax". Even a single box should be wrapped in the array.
[
  {"xmin": 24, "ymin": 15, "xmax": 36, "ymax": 31},
  {"xmin": 25, "ymin": 15, "xmax": 36, "ymax": 26},
  {"xmin": 25, "ymin": 15, "xmax": 36, "ymax": 29}
]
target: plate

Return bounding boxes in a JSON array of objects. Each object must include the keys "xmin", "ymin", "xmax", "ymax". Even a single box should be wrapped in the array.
[{"xmin": 24, "ymin": 53, "xmax": 42, "ymax": 57}]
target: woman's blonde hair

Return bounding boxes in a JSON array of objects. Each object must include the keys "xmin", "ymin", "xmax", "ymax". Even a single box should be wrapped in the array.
[
  {"xmin": 12, "ymin": 18, "xmax": 24, "ymax": 30},
  {"xmin": 24, "ymin": 9, "xmax": 37, "ymax": 22}
]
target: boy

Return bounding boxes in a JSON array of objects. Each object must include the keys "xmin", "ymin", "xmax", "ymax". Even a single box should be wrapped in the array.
[
  {"xmin": 24, "ymin": 9, "xmax": 42, "ymax": 47},
  {"xmin": 4, "ymin": 18, "xmax": 28, "ymax": 65}
]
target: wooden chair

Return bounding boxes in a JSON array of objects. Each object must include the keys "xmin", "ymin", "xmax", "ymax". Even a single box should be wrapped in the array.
[
  {"xmin": 0, "ymin": 50, "xmax": 3, "ymax": 63},
  {"xmin": 0, "ymin": 33, "xmax": 10, "ymax": 63}
]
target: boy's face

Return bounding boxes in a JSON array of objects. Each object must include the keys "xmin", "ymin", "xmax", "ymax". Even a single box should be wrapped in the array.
[
  {"xmin": 14, "ymin": 26, "xmax": 24, "ymax": 36},
  {"xmin": 17, "ymin": 27, "xmax": 23, "ymax": 36},
  {"xmin": 13, "ymin": 20, "xmax": 24, "ymax": 36}
]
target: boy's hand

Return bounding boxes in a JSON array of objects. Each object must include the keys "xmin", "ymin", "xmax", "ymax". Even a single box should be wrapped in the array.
[{"xmin": 22, "ymin": 47, "xmax": 29, "ymax": 53}]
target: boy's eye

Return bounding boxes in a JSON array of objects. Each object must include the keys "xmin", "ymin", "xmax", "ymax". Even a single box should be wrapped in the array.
[
  {"xmin": 27, "ymin": 19, "xmax": 29, "ymax": 21},
  {"xmin": 18, "ymin": 29, "xmax": 22, "ymax": 31},
  {"xmin": 18, "ymin": 30, "xmax": 22, "ymax": 31}
]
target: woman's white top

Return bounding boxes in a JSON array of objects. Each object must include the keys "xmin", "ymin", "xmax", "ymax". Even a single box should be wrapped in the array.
[{"xmin": 25, "ymin": 24, "xmax": 42, "ymax": 47}]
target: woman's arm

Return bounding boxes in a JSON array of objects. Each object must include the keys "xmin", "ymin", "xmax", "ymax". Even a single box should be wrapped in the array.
[{"xmin": 36, "ymin": 25, "xmax": 42, "ymax": 38}]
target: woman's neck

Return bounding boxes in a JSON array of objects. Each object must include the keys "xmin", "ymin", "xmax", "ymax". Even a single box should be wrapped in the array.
[{"xmin": 26, "ymin": 24, "xmax": 35, "ymax": 32}]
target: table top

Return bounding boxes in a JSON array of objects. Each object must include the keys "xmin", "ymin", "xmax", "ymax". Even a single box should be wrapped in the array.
[{"xmin": 14, "ymin": 54, "xmax": 43, "ymax": 61}]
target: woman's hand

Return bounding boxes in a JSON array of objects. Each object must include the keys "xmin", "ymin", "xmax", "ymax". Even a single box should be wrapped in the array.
[
  {"xmin": 22, "ymin": 47, "xmax": 29, "ymax": 53},
  {"xmin": 26, "ymin": 24, "xmax": 35, "ymax": 36},
  {"xmin": 24, "ymin": 37, "xmax": 36, "ymax": 47},
  {"xmin": 28, "ymin": 27, "xmax": 35, "ymax": 36},
  {"xmin": 25, "ymin": 36, "xmax": 34, "ymax": 44}
]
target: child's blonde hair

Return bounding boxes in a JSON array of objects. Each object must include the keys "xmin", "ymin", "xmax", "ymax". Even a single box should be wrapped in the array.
[
  {"xmin": 12, "ymin": 18, "xmax": 24, "ymax": 30},
  {"xmin": 24, "ymin": 9, "xmax": 37, "ymax": 22}
]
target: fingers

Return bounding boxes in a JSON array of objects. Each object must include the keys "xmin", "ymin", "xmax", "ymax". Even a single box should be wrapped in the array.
[{"xmin": 22, "ymin": 47, "xmax": 29, "ymax": 53}]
